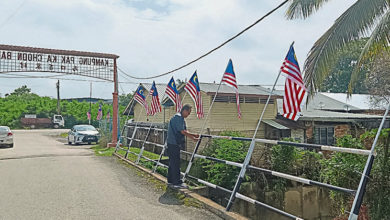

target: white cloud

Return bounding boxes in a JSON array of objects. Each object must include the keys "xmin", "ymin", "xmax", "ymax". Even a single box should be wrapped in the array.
[{"xmin": 0, "ymin": 0, "xmax": 356, "ymax": 98}]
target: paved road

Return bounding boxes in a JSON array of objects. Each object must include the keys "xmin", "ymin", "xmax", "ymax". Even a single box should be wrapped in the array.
[{"xmin": 0, "ymin": 129, "xmax": 220, "ymax": 220}]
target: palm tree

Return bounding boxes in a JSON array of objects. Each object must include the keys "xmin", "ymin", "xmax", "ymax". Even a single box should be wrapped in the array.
[{"xmin": 285, "ymin": 0, "xmax": 390, "ymax": 95}]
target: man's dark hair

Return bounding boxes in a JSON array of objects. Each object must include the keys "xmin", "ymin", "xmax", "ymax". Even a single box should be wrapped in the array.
[{"xmin": 181, "ymin": 104, "xmax": 192, "ymax": 114}]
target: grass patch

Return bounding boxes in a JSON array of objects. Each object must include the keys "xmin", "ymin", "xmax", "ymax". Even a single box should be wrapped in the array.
[
  {"xmin": 60, "ymin": 132, "xmax": 68, "ymax": 138},
  {"xmin": 91, "ymin": 145, "xmax": 116, "ymax": 156}
]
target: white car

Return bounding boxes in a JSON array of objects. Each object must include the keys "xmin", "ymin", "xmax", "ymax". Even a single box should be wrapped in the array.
[
  {"xmin": 68, "ymin": 125, "xmax": 99, "ymax": 145},
  {"xmin": 0, "ymin": 126, "xmax": 13, "ymax": 148}
]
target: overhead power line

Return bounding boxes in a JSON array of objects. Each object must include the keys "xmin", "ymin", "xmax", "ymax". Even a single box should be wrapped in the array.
[
  {"xmin": 0, "ymin": 0, "xmax": 27, "ymax": 30},
  {"xmin": 119, "ymin": 0, "xmax": 289, "ymax": 80},
  {"xmin": 0, "ymin": 73, "xmax": 138, "ymax": 84}
]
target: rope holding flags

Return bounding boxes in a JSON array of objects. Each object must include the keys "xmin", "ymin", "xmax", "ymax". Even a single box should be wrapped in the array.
[
  {"xmin": 184, "ymin": 71, "xmax": 204, "ymax": 119},
  {"xmin": 281, "ymin": 44, "xmax": 306, "ymax": 121},
  {"xmin": 221, "ymin": 59, "xmax": 241, "ymax": 118}
]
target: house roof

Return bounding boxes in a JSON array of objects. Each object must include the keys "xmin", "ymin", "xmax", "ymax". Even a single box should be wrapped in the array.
[
  {"xmin": 298, "ymin": 109, "xmax": 386, "ymax": 121},
  {"xmin": 263, "ymin": 119, "xmax": 289, "ymax": 130},
  {"xmin": 319, "ymin": 93, "xmax": 387, "ymax": 110},
  {"xmin": 124, "ymin": 82, "xmax": 282, "ymax": 115},
  {"xmin": 275, "ymin": 92, "xmax": 361, "ymax": 112},
  {"xmin": 276, "ymin": 93, "xmax": 387, "ymax": 122},
  {"xmin": 198, "ymin": 83, "xmax": 281, "ymax": 97}
]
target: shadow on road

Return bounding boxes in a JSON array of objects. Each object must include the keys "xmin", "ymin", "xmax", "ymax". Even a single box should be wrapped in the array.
[
  {"xmin": 0, "ymin": 146, "xmax": 13, "ymax": 150},
  {"xmin": 158, "ymin": 189, "xmax": 184, "ymax": 206}
]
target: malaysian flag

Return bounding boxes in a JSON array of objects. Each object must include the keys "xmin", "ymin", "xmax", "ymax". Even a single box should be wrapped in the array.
[
  {"xmin": 97, "ymin": 105, "xmax": 103, "ymax": 120},
  {"xmin": 221, "ymin": 59, "xmax": 241, "ymax": 118},
  {"xmin": 148, "ymin": 81, "xmax": 162, "ymax": 116},
  {"xmin": 281, "ymin": 45, "xmax": 306, "ymax": 121},
  {"xmin": 184, "ymin": 71, "xmax": 203, "ymax": 118},
  {"xmin": 134, "ymin": 86, "xmax": 149, "ymax": 114},
  {"xmin": 165, "ymin": 77, "xmax": 182, "ymax": 112}
]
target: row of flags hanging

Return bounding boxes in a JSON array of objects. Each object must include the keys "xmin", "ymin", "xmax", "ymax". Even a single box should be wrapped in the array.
[
  {"xmin": 87, "ymin": 105, "xmax": 111, "ymax": 121},
  {"xmin": 134, "ymin": 44, "xmax": 306, "ymax": 121}
]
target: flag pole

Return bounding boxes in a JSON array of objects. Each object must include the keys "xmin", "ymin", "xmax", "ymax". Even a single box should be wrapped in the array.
[
  {"xmin": 348, "ymin": 101, "xmax": 390, "ymax": 220},
  {"xmin": 136, "ymin": 90, "xmax": 167, "ymax": 164},
  {"xmin": 226, "ymin": 68, "xmax": 282, "ymax": 211},
  {"xmin": 182, "ymin": 66, "xmax": 228, "ymax": 182},
  {"xmin": 115, "ymin": 95, "xmax": 135, "ymax": 152},
  {"xmin": 89, "ymin": 81, "xmax": 92, "ymax": 125}
]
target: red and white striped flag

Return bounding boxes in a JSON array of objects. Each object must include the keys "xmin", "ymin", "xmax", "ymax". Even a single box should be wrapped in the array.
[
  {"xmin": 96, "ymin": 105, "xmax": 103, "ymax": 120},
  {"xmin": 165, "ymin": 77, "xmax": 182, "ymax": 113},
  {"xmin": 281, "ymin": 45, "xmax": 306, "ymax": 121},
  {"xmin": 149, "ymin": 81, "xmax": 162, "ymax": 116},
  {"xmin": 134, "ymin": 86, "xmax": 149, "ymax": 115},
  {"xmin": 221, "ymin": 59, "xmax": 241, "ymax": 118},
  {"xmin": 184, "ymin": 71, "xmax": 203, "ymax": 118}
]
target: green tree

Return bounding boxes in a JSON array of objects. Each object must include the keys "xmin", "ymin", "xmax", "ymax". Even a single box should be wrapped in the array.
[
  {"xmin": 10, "ymin": 85, "xmax": 32, "ymax": 96},
  {"xmin": 319, "ymin": 39, "xmax": 369, "ymax": 93},
  {"xmin": 119, "ymin": 93, "xmax": 133, "ymax": 107},
  {"xmin": 286, "ymin": 0, "xmax": 390, "ymax": 95},
  {"xmin": 364, "ymin": 51, "xmax": 390, "ymax": 107}
]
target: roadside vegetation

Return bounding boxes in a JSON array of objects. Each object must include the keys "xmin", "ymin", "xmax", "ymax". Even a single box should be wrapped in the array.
[
  {"xmin": 0, "ymin": 85, "xmax": 129, "ymax": 129},
  {"xmin": 198, "ymin": 130, "xmax": 390, "ymax": 219}
]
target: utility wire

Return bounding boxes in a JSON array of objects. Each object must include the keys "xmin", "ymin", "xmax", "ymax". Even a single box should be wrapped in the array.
[
  {"xmin": 0, "ymin": 74, "xmax": 138, "ymax": 84},
  {"xmin": 119, "ymin": 0, "xmax": 289, "ymax": 80},
  {"xmin": 0, "ymin": 0, "xmax": 27, "ymax": 30}
]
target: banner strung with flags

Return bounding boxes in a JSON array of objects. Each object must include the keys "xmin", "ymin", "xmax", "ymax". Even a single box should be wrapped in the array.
[
  {"xmin": 97, "ymin": 105, "xmax": 103, "ymax": 120},
  {"xmin": 149, "ymin": 81, "xmax": 162, "ymax": 116},
  {"xmin": 221, "ymin": 59, "xmax": 241, "ymax": 118},
  {"xmin": 165, "ymin": 77, "xmax": 182, "ymax": 113},
  {"xmin": 134, "ymin": 86, "xmax": 149, "ymax": 115},
  {"xmin": 184, "ymin": 71, "xmax": 204, "ymax": 118},
  {"xmin": 281, "ymin": 44, "xmax": 306, "ymax": 121}
]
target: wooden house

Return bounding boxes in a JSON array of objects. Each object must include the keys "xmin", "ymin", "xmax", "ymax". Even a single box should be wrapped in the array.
[
  {"xmin": 127, "ymin": 82, "xmax": 282, "ymax": 135},
  {"xmin": 125, "ymin": 82, "xmax": 283, "ymax": 157}
]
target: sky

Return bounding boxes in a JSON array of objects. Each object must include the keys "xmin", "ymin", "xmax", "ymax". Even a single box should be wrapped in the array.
[{"xmin": 0, "ymin": 0, "xmax": 356, "ymax": 99}]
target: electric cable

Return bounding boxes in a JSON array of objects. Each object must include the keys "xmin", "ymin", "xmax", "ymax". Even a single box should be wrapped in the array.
[{"xmin": 118, "ymin": 0, "xmax": 289, "ymax": 80}]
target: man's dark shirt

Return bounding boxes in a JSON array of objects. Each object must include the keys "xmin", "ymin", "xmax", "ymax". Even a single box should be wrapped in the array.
[{"xmin": 167, "ymin": 113, "xmax": 186, "ymax": 145}]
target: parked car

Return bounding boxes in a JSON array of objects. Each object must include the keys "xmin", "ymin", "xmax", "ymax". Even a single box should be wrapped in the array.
[
  {"xmin": 68, "ymin": 125, "xmax": 99, "ymax": 145},
  {"xmin": 0, "ymin": 126, "xmax": 13, "ymax": 148}
]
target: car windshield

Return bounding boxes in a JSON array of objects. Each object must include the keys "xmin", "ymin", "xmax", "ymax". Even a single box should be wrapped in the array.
[
  {"xmin": 0, "ymin": 127, "xmax": 10, "ymax": 132},
  {"xmin": 75, "ymin": 125, "xmax": 96, "ymax": 131}
]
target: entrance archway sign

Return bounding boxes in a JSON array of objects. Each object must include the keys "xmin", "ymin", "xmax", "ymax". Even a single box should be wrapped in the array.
[{"xmin": 0, "ymin": 44, "xmax": 120, "ymax": 145}]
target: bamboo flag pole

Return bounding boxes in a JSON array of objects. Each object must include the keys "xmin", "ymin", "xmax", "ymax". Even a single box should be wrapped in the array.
[
  {"xmin": 225, "ymin": 41, "xmax": 296, "ymax": 210},
  {"xmin": 122, "ymin": 87, "xmax": 151, "ymax": 158},
  {"xmin": 115, "ymin": 95, "xmax": 135, "ymax": 152},
  {"xmin": 226, "ymin": 68, "xmax": 282, "ymax": 211},
  {"xmin": 182, "ymin": 66, "xmax": 229, "ymax": 182},
  {"xmin": 348, "ymin": 101, "xmax": 390, "ymax": 220},
  {"xmin": 136, "ymin": 91, "xmax": 167, "ymax": 164}
]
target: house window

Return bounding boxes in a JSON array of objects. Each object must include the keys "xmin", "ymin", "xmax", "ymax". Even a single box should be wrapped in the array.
[
  {"xmin": 213, "ymin": 95, "xmax": 241, "ymax": 103},
  {"xmin": 245, "ymin": 97, "xmax": 259, "ymax": 103},
  {"xmin": 260, "ymin": 98, "xmax": 274, "ymax": 104},
  {"xmin": 314, "ymin": 127, "xmax": 335, "ymax": 145},
  {"xmin": 214, "ymin": 95, "xmax": 229, "ymax": 102}
]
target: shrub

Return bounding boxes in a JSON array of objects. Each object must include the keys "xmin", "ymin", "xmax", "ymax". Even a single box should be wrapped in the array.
[{"xmin": 201, "ymin": 131, "xmax": 249, "ymax": 189}]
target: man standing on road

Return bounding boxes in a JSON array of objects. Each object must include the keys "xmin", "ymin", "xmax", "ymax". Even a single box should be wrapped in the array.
[{"xmin": 167, "ymin": 104, "xmax": 199, "ymax": 188}]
